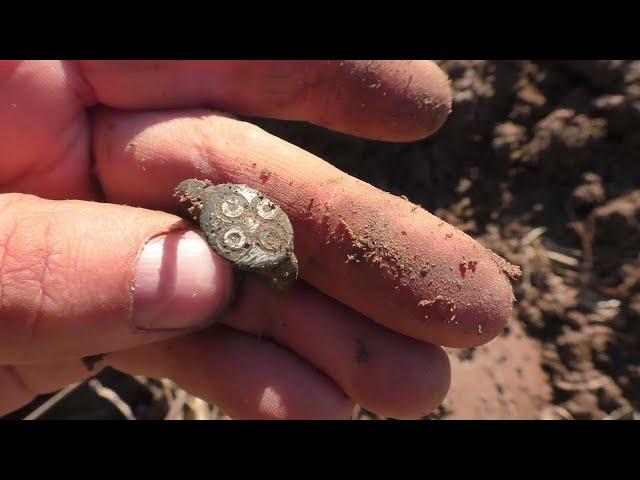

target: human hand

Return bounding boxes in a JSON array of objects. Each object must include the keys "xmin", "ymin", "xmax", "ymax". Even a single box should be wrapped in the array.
[{"xmin": 0, "ymin": 61, "xmax": 517, "ymax": 419}]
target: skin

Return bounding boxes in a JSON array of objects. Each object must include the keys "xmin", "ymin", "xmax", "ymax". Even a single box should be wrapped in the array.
[{"xmin": 0, "ymin": 60, "xmax": 517, "ymax": 420}]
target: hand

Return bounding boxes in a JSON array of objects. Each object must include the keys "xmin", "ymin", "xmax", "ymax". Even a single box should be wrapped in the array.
[{"xmin": 0, "ymin": 61, "xmax": 516, "ymax": 419}]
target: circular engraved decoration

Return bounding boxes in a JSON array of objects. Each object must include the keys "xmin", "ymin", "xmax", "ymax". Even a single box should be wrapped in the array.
[
  {"xmin": 175, "ymin": 180, "xmax": 298, "ymax": 290},
  {"xmin": 199, "ymin": 184, "xmax": 295, "ymax": 271}
]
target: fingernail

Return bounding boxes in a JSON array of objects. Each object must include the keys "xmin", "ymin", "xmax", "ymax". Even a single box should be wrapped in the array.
[{"xmin": 131, "ymin": 230, "xmax": 233, "ymax": 331}]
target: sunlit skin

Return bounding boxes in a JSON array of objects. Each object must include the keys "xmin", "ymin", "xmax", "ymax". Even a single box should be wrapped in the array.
[{"xmin": 0, "ymin": 60, "xmax": 516, "ymax": 419}]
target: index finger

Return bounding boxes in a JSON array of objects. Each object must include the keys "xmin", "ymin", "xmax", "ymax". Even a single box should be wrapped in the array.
[
  {"xmin": 94, "ymin": 108, "xmax": 519, "ymax": 349},
  {"xmin": 78, "ymin": 60, "xmax": 452, "ymax": 141}
]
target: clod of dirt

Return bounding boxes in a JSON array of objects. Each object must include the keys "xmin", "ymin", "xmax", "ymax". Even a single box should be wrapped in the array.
[
  {"xmin": 492, "ymin": 122, "xmax": 527, "ymax": 163},
  {"xmin": 459, "ymin": 259, "xmax": 478, "ymax": 277},
  {"xmin": 572, "ymin": 172, "xmax": 606, "ymax": 210},
  {"xmin": 520, "ymin": 109, "xmax": 607, "ymax": 179},
  {"xmin": 431, "ymin": 321, "xmax": 551, "ymax": 419},
  {"xmin": 590, "ymin": 190, "xmax": 640, "ymax": 283},
  {"xmin": 592, "ymin": 94, "xmax": 640, "ymax": 137}
]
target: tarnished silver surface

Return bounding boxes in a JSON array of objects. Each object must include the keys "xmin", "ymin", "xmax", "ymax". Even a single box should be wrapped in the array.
[{"xmin": 175, "ymin": 179, "xmax": 298, "ymax": 290}]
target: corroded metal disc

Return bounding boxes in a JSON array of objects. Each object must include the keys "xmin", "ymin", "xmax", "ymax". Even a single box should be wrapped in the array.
[{"xmin": 175, "ymin": 179, "xmax": 298, "ymax": 290}]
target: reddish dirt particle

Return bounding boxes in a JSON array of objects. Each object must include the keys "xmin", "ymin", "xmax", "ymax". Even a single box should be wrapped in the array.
[
  {"xmin": 259, "ymin": 169, "xmax": 272, "ymax": 181},
  {"xmin": 459, "ymin": 260, "xmax": 478, "ymax": 277}
]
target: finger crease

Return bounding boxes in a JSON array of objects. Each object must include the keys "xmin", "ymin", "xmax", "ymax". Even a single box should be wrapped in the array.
[
  {"xmin": 2, "ymin": 365, "xmax": 35, "ymax": 399},
  {"xmin": 65, "ymin": 60, "xmax": 99, "ymax": 107},
  {"xmin": 1, "ymin": 118, "xmax": 86, "ymax": 188},
  {"xmin": 30, "ymin": 222, "xmax": 54, "ymax": 340},
  {"xmin": 0, "ymin": 215, "xmax": 18, "ymax": 311}
]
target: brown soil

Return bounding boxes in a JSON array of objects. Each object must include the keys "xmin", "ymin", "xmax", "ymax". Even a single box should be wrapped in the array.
[
  {"xmin": 254, "ymin": 60, "xmax": 640, "ymax": 420},
  {"xmin": 8, "ymin": 61, "xmax": 639, "ymax": 420}
]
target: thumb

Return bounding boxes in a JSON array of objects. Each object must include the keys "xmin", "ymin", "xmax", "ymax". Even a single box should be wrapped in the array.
[{"xmin": 0, "ymin": 193, "xmax": 233, "ymax": 364}]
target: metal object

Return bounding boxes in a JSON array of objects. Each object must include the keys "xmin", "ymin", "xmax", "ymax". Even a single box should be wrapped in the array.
[{"xmin": 175, "ymin": 179, "xmax": 298, "ymax": 290}]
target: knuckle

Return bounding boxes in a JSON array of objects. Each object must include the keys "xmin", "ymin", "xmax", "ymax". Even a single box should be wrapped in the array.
[{"xmin": 198, "ymin": 114, "xmax": 268, "ymax": 160}]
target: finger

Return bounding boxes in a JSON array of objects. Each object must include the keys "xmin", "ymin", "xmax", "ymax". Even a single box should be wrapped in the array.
[
  {"xmin": 0, "ymin": 193, "xmax": 233, "ymax": 364},
  {"xmin": 94, "ymin": 109, "xmax": 519, "ymax": 348},
  {"xmin": 109, "ymin": 327, "xmax": 353, "ymax": 419},
  {"xmin": 0, "ymin": 193, "xmax": 449, "ymax": 418},
  {"xmin": 78, "ymin": 60, "xmax": 451, "ymax": 141},
  {"xmin": 0, "ymin": 60, "xmax": 450, "ymax": 201},
  {"xmin": 0, "ymin": 358, "xmax": 94, "ymax": 417},
  {"xmin": 0, "ymin": 60, "xmax": 95, "ymax": 200},
  {"xmin": 222, "ymin": 279, "xmax": 451, "ymax": 419},
  {"xmin": 3, "ymin": 269, "xmax": 451, "ymax": 419},
  {"xmin": 0, "ymin": 327, "xmax": 354, "ymax": 420}
]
